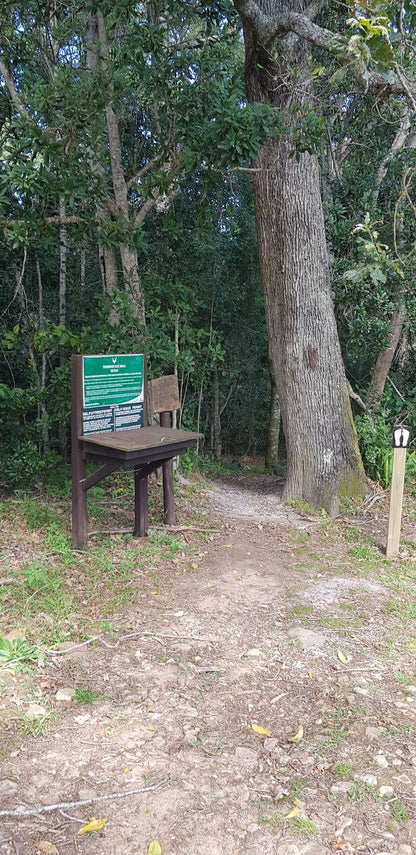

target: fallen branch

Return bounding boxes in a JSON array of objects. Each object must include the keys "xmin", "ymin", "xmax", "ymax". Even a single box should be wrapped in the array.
[
  {"xmin": 362, "ymin": 492, "xmax": 385, "ymax": 511},
  {"xmin": 150, "ymin": 524, "xmax": 220, "ymax": 533},
  {"xmin": 46, "ymin": 632, "xmax": 143, "ymax": 654},
  {"xmin": 0, "ymin": 778, "xmax": 170, "ymax": 819},
  {"xmin": 88, "ymin": 524, "xmax": 219, "ymax": 535},
  {"xmin": 46, "ymin": 630, "xmax": 215, "ymax": 656}
]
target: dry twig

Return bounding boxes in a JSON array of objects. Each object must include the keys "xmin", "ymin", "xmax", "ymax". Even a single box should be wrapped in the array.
[{"xmin": 0, "ymin": 778, "xmax": 170, "ymax": 819}]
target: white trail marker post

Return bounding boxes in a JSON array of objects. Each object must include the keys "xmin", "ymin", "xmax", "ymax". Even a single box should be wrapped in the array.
[{"xmin": 386, "ymin": 426, "xmax": 411, "ymax": 559}]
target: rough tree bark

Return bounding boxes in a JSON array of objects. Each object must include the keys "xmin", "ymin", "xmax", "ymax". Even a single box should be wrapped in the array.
[
  {"xmin": 86, "ymin": 12, "xmax": 120, "ymax": 303},
  {"xmin": 237, "ymin": 0, "xmax": 367, "ymax": 513},
  {"xmin": 265, "ymin": 352, "xmax": 280, "ymax": 473}
]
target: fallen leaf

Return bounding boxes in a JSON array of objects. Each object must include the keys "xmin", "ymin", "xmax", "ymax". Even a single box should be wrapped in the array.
[
  {"xmin": 251, "ymin": 723, "xmax": 271, "ymax": 736},
  {"xmin": 331, "ymin": 840, "xmax": 350, "ymax": 851},
  {"xmin": 36, "ymin": 843, "xmax": 58, "ymax": 854},
  {"xmin": 147, "ymin": 842, "xmax": 162, "ymax": 855},
  {"xmin": 191, "ymin": 563, "xmax": 198, "ymax": 569},
  {"xmin": 285, "ymin": 805, "xmax": 300, "ymax": 819},
  {"xmin": 77, "ymin": 818, "xmax": 106, "ymax": 835},
  {"xmin": 246, "ymin": 648, "xmax": 262, "ymax": 657},
  {"xmin": 289, "ymin": 725, "xmax": 303, "ymax": 743},
  {"xmin": 337, "ymin": 649, "xmax": 348, "ymax": 665}
]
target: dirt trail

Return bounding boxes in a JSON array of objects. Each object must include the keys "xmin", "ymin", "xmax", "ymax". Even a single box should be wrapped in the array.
[{"xmin": 1, "ymin": 476, "xmax": 416, "ymax": 855}]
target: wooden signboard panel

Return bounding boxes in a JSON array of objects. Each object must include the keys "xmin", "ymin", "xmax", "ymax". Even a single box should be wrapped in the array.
[{"xmin": 82, "ymin": 353, "xmax": 145, "ymax": 434}]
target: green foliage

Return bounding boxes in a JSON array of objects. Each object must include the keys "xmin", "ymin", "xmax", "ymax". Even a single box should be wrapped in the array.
[
  {"xmin": 338, "ymin": 215, "xmax": 404, "ymax": 363},
  {"xmin": 0, "ymin": 0, "xmax": 415, "ymax": 492},
  {"xmin": 355, "ymin": 412, "xmax": 393, "ymax": 486},
  {"xmin": 0, "ymin": 635, "xmax": 39, "ymax": 673},
  {"xmin": 390, "ymin": 797, "xmax": 409, "ymax": 822},
  {"xmin": 45, "ymin": 523, "xmax": 73, "ymax": 567},
  {"xmin": 355, "ymin": 410, "xmax": 416, "ymax": 486},
  {"xmin": 74, "ymin": 687, "xmax": 104, "ymax": 704},
  {"xmin": 23, "ymin": 561, "xmax": 48, "ymax": 588}
]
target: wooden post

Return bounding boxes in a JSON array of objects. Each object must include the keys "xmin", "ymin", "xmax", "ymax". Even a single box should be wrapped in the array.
[
  {"xmin": 134, "ymin": 468, "xmax": 149, "ymax": 536},
  {"xmin": 71, "ymin": 355, "xmax": 88, "ymax": 549},
  {"xmin": 386, "ymin": 447, "xmax": 407, "ymax": 558},
  {"xmin": 160, "ymin": 410, "xmax": 176, "ymax": 525}
]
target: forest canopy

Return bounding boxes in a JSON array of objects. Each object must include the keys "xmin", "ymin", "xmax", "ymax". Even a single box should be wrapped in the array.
[{"xmin": 0, "ymin": 0, "xmax": 415, "ymax": 503}]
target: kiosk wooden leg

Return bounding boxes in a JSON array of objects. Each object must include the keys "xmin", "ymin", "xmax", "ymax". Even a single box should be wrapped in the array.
[
  {"xmin": 71, "ymin": 355, "xmax": 88, "ymax": 549},
  {"xmin": 134, "ymin": 468, "xmax": 149, "ymax": 536},
  {"xmin": 162, "ymin": 459, "xmax": 176, "ymax": 525},
  {"xmin": 72, "ymin": 458, "xmax": 88, "ymax": 549},
  {"xmin": 159, "ymin": 410, "xmax": 176, "ymax": 525}
]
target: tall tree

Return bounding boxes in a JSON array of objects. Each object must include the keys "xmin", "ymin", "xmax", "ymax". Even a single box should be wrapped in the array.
[{"xmin": 232, "ymin": 0, "xmax": 416, "ymax": 512}]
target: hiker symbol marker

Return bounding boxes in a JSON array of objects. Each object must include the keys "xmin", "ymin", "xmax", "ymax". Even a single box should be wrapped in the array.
[
  {"xmin": 392, "ymin": 426, "xmax": 410, "ymax": 449},
  {"xmin": 386, "ymin": 425, "xmax": 411, "ymax": 558}
]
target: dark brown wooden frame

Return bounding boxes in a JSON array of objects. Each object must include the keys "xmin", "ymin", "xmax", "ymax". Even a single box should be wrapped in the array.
[{"xmin": 71, "ymin": 355, "xmax": 200, "ymax": 549}]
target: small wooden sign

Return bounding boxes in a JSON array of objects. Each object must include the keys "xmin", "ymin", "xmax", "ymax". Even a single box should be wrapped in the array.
[
  {"xmin": 149, "ymin": 374, "xmax": 180, "ymax": 418},
  {"xmin": 386, "ymin": 425, "xmax": 411, "ymax": 559}
]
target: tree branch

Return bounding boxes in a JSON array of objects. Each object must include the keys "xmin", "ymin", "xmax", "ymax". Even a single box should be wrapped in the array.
[
  {"xmin": 127, "ymin": 158, "xmax": 159, "ymax": 191},
  {"xmin": 375, "ymin": 107, "xmax": 412, "ymax": 195},
  {"xmin": 233, "ymin": 0, "xmax": 334, "ymax": 48},
  {"xmin": 347, "ymin": 380, "xmax": 366, "ymax": 411},
  {"xmin": 0, "ymin": 60, "xmax": 34, "ymax": 121},
  {"xmin": 2, "ymin": 215, "xmax": 81, "ymax": 229},
  {"xmin": 233, "ymin": 1, "xmax": 416, "ymax": 103}
]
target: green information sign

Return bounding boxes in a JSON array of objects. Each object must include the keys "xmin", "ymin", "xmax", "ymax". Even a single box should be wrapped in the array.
[{"xmin": 82, "ymin": 354, "xmax": 144, "ymax": 435}]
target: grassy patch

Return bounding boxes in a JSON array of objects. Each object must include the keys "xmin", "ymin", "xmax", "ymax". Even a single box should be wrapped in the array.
[
  {"xmin": 22, "ymin": 497, "xmax": 63, "ymax": 532},
  {"xmin": 333, "ymin": 762, "xmax": 355, "ymax": 779},
  {"xmin": 347, "ymin": 781, "xmax": 378, "ymax": 805},
  {"xmin": 288, "ymin": 604, "xmax": 313, "ymax": 618},
  {"xmin": 320, "ymin": 614, "xmax": 365, "ymax": 635},
  {"xmin": 289, "ymin": 816, "xmax": 316, "ymax": 837},
  {"xmin": 75, "ymin": 687, "xmax": 105, "ymax": 704},
  {"xmin": 0, "ymin": 481, "xmax": 204, "ymax": 652},
  {"xmin": 19, "ymin": 708, "xmax": 60, "ymax": 738},
  {"xmin": 390, "ymin": 797, "xmax": 409, "ymax": 822}
]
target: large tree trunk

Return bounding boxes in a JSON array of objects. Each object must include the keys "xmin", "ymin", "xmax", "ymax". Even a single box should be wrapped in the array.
[
  {"xmin": 241, "ymin": 1, "xmax": 366, "ymax": 514},
  {"xmin": 86, "ymin": 12, "xmax": 120, "ymax": 304},
  {"xmin": 265, "ymin": 351, "xmax": 280, "ymax": 473}
]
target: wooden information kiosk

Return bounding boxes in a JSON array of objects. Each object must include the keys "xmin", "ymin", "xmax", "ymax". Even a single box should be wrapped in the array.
[{"xmin": 71, "ymin": 354, "xmax": 201, "ymax": 549}]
